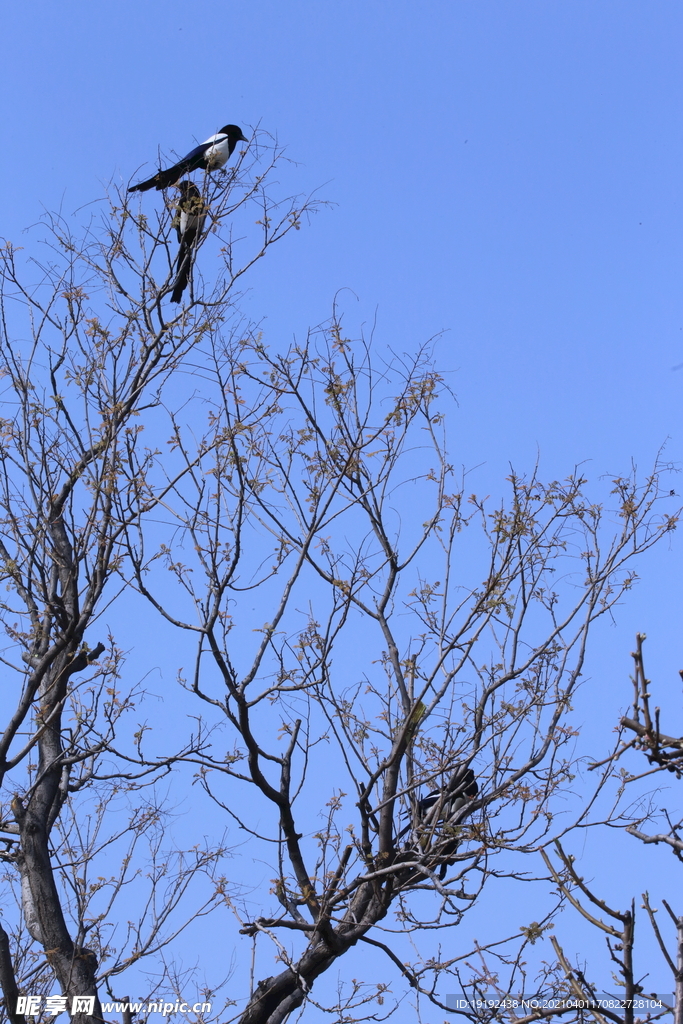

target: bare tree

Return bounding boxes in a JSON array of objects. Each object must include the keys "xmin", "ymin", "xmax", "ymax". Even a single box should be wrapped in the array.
[
  {"xmin": 0, "ymin": 126, "xmax": 675, "ymax": 1024},
  {"xmin": 0, "ymin": 129, "xmax": 313, "ymax": 1024},
  {"xmin": 531, "ymin": 635, "xmax": 683, "ymax": 1024},
  {"xmin": 124, "ymin": 319, "xmax": 678, "ymax": 1023}
]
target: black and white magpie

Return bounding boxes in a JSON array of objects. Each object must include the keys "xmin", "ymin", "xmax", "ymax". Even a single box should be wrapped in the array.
[
  {"xmin": 170, "ymin": 182, "xmax": 207, "ymax": 304},
  {"xmin": 129, "ymin": 124, "xmax": 248, "ymax": 193},
  {"xmin": 421, "ymin": 766, "xmax": 478, "ymax": 880},
  {"xmin": 400, "ymin": 765, "xmax": 478, "ymax": 880},
  {"xmin": 418, "ymin": 765, "xmax": 478, "ymax": 824}
]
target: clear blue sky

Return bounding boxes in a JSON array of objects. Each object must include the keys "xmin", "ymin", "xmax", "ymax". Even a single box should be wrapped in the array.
[{"xmin": 3, "ymin": 0, "xmax": 682, "ymax": 1002}]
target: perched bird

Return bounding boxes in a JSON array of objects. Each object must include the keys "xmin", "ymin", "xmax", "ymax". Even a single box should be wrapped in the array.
[
  {"xmin": 170, "ymin": 182, "xmax": 207, "ymax": 304},
  {"xmin": 129, "ymin": 124, "xmax": 248, "ymax": 193},
  {"xmin": 418, "ymin": 765, "xmax": 478, "ymax": 825},
  {"xmin": 421, "ymin": 766, "xmax": 478, "ymax": 880},
  {"xmin": 399, "ymin": 765, "xmax": 478, "ymax": 880}
]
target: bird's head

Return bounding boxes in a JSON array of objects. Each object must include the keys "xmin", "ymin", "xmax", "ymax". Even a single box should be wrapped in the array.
[{"xmin": 219, "ymin": 124, "xmax": 249, "ymax": 143}]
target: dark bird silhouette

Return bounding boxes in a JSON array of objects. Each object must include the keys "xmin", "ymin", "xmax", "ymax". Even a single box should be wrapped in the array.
[
  {"xmin": 170, "ymin": 182, "xmax": 207, "ymax": 304},
  {"xmin": 400, "ymin": 765, "xmax": 478, "ymax": 880},
  {"xmin": 418, "ymin": 765, "xmax": 478, "ymax": 825},
  {"xmin": 423, "ymin": 765, "xmax": 477, "ymax": 880},
  {"xmin": 129, "ymin": 124, "xmax": 248, "ymax": 193}
]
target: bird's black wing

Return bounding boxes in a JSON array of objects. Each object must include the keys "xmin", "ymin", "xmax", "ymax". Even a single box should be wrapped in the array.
[{"xmin": 129, "ymin": 141, "xmax": 213, "ymax": 193}]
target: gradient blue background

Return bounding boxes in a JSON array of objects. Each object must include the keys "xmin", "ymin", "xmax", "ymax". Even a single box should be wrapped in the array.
[{"xmin": 2, "ymin": 0, "xmax": 681, "ymax": 1003}]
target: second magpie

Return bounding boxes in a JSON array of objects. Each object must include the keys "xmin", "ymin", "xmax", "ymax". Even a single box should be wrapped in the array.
[{"xmin": 170, "ymin": 182, "xmax": 207, "ymax": 304}]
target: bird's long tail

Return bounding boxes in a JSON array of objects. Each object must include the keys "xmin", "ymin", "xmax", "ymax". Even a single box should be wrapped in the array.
[
  {"xmin": 129, "ymin": 165, "xmax": 183, "ymax": 193},
  {"xmin": 170, "ymin": 243, "xmax": 193, "ymax": 303}
]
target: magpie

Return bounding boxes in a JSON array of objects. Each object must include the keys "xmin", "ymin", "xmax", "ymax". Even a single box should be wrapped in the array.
[
  {"xmin": 400, "ymin": 765, "xmax": 478, "ymax": 879},
  {"xmin": 129, "ymin": 124, "xmax": 248, "ymax": 193},
  {"xmin": 170, "ymin": 182, "xmax": 207, "ymax": 304},
  {"xmin": 418, "ymin": 766, "xmax": 478, "ymax": 824},
  {"xmin": 420, "ymin": 766, "xmax": 478, "ymax": 880}
]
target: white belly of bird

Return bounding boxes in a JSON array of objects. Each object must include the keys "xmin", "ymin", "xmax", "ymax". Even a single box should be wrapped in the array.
[{"xmin": 203, "ymin": 136, "xmax": 230, "ymax": 170}]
